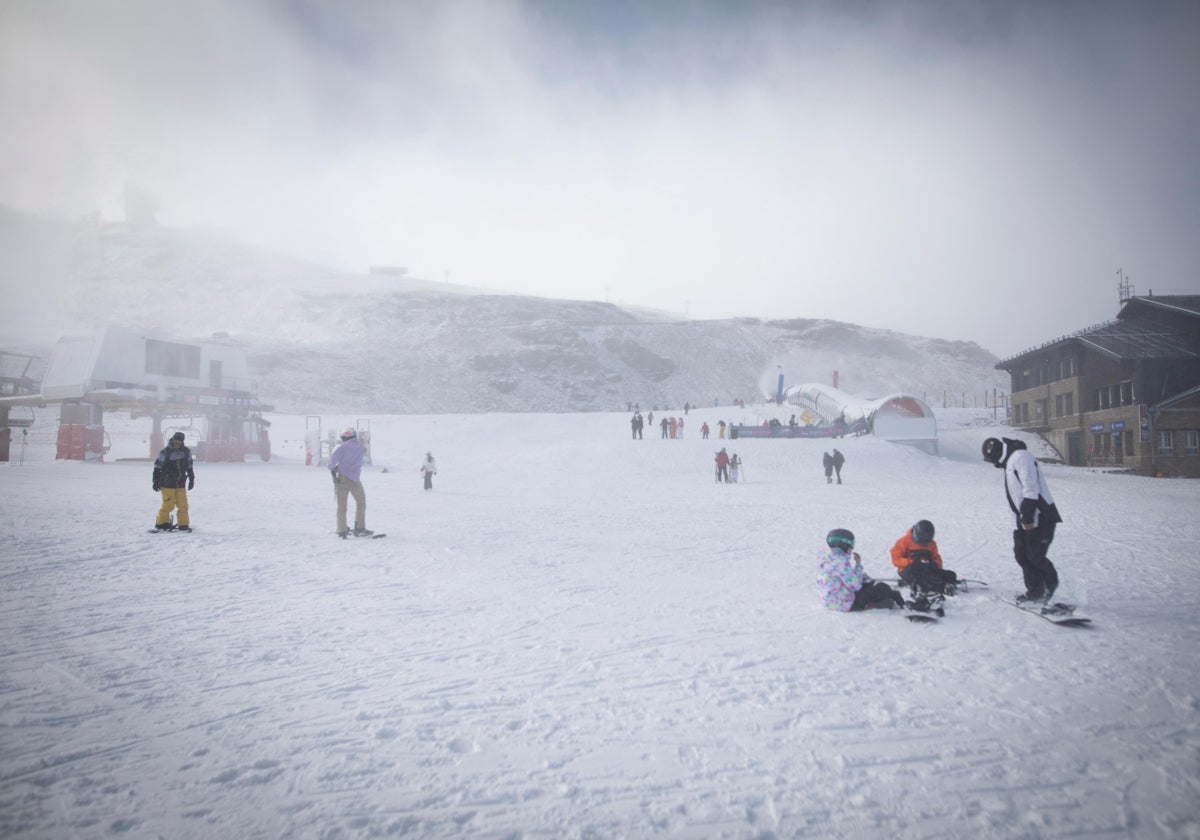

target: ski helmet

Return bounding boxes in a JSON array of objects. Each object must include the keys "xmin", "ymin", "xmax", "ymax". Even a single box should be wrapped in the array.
[
  {"xmin": 826, "ymin": 528, "xmax": 855, "ymax": 551},
  {"xmin": 340, "ymin": 427, "xmax": 357, "ymax": 441},
  {"xmin": 912, "ymin": 519, "xmax": 935, "ymax": 545},
  {"xmin": 982, "ymin": 437, "xmax": 1004, "ymax": 467}
]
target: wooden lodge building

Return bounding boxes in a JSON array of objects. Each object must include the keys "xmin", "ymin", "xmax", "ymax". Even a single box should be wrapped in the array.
[{"xmin": 996, "ymin": 294, "xmax": 1200, "ymax": 477}]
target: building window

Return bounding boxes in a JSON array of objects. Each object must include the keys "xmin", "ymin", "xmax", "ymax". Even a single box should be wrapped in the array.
[
  {"xmin": 1120, "ymin": 381, "xmax": 1134, "ymax": 406},
  {"xmin": 1157, "ymin": 430, "xmax": 1174, "ymax": 455},
  {"xmin": 1065, "ymin": 393, "xmax": 1074, "ymax": 415},
  {"xmin": 1055, "ymin": 394, "xmax": 1063, "ymax": 417},
  {"xmin": 1124, "ymin": 431, "xmax": 1134, "ymax": 456},
  {"xmin": 1186, "ymin": 430, "xmax": 1199, "ymax": 456}
]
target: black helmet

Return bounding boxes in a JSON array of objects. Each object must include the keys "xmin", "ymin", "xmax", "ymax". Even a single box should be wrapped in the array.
[
  {"xmin": 983, "ymin": 436, "xmax": 1027, "ymax": 468},
  {"xmin": 826, "ymin": 528, "xmax": 855, "ymax": 551},
  {"xmin": 912, "ymin": 519, "xmax": 935, "ymax": 545},
  {"xmin": 982, "ymin": 437, "xmax": 1005, "ymax": 467}
]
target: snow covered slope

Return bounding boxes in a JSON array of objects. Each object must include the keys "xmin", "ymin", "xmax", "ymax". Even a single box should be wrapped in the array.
[
  {"xmin": 1, "ymin": 208, "xmax": 1006, "ymax": 413},
  {"xmin": 2, "ymin": 405, "xmax": 1198, "ymax": 838}
]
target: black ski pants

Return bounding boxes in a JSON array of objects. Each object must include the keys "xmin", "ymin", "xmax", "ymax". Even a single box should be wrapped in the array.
[
  {"xmin": 899, "ymin": 558, "xmax": 958, "ymax": 594},
  {"xmin": 1013, "ymin": 520, "xmax": 1059, "ymax": 598},
  {"xmin": 851, "ymin": 580, "xmax": 903, "ymax": 611}
]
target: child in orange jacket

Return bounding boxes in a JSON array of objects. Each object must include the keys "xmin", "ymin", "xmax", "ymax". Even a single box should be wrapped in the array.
[{"xmin": 890, "ymin": 519, "xmax": 959, "ymax": 596}]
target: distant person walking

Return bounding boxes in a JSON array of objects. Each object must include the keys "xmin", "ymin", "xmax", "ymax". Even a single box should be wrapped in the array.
[
  {"xmin": 701, "ymin": 421, "xmax": 710, "ymax": 439},
  {"xmin": 729, "ymin": 453, "xmax": 741, "ymax": 483},
  {"xmin": 832, "ymin": 448, "xmax": 845, "ymax": 484},
  {"xmin": 421, "ymin": 451, "xmax": 437, "ymax": 491},
  {"xmin": 152, "ymin": 431, "xmax": 195, "ymax": 531},
  {"xmin": 718, "ymin": 420, "xmax": 727, "ymax": 439},
  {"xmin": 329, "ymin": 427, "xmax": 372, "ymax": 538},
  {"xmin": 983, "ymin": 437, "xmax": 1064, "ymax": 604},
  {"xmin": 823, "ymin": 451, "xmax": 835, "ymax": 484},
  {"xmin": 661, "ymin": 417, "xmax": 670, "ymax": 439}
]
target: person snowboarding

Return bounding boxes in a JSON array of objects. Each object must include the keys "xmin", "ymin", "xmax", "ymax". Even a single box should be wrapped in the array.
[
  {"xmin": 329, "ymin": 427, "xmax": 372, "ymax": 537},
  {"xmin": 152, "ymin": 431, "xmax": 195, "ymax": 531},
  {"xmin": 983, "ymin": 436, "xmax": 1063, "ymax": 603},
  {"xmin": 890, "ymin": 519, "xmax": 958, "ymax": 598},
  {"xmin": 817, "ymin": 528, "xmax": 906, "ymax": 612},
  {"xmin": 714, "ymin": 448, "xmax": 730, "ymax": 483},
  {"xmin": 832, "ymin": 448, "xmax": 845, "ymax": 484},
  {"xmin": 420, "ymin": 451, "xmax": 437, "ymax": 491},
  {"xmin": 822, "ymin": 451, "xmax": 835, "ymax": 483}
]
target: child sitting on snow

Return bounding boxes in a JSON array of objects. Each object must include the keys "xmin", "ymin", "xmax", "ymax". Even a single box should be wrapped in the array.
[
  {"xmin": 890, "ymin": 519, "xmax": 959, "ymax": 598},
  {"xmin": 817, "ymin": 528, "xmax": 906, "ymax": 612}
]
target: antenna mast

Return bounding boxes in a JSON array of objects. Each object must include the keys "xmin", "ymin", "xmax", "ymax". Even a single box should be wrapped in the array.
[{"xmin": 1117, "ymin": 268, "xmax": 1133, "ymax": 304}]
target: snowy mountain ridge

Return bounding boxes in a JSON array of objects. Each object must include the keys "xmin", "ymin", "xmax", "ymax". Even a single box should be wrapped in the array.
[{"xmin": 0, "ymin": 208, "xmax": 1007, "ymax": 413}]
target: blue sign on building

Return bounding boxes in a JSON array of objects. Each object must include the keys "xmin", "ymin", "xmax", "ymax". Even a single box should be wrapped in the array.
[
  {"xmin": 1089, "ymin": 423, "xmax": 1104, "ymax": 433},
  {"xmin": 1112, "ymin": 420, "xmax": 1126, "ymax": 431}
]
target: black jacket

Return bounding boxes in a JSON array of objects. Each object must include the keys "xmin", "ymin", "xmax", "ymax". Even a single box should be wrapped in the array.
[{"xmin": 154, "ymin": 444, "xmax": 194, "ymax": 489}]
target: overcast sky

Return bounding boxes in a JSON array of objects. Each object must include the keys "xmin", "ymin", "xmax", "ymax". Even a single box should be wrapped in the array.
[{"xmin": 1, "ymin": 0, "xmax": 1198, "ymax": 357}]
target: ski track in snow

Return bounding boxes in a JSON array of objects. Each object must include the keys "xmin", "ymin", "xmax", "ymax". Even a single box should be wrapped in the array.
[{"xmin": 2, "ymin": 408, "xmax": 1199, "ymax": 838}]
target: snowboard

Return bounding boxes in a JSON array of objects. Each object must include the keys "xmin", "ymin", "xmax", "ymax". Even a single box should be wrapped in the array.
[
  {"xmin": 147, "ymin": 527, "xmax": 192, "ymax": 533},
  {"xmin": 906, "ymin": 613, "xmax": 939, "ymax": 624},
  {"xmin": 338, "ymin": 532, "xmax": 387, "ymax": 539},
  {"xmin": 1001, "ymin": 597, "xmax": 1092, "ymax": 627}
]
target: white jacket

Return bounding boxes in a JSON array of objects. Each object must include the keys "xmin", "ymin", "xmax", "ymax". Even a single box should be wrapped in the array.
[
  {"xmin": 421, "ymin": 456, "xmax": 437, "ymax": 474},
  {"xmin": 1004, "ymin": 448, "xmax": 1057, "ymax": 528}
]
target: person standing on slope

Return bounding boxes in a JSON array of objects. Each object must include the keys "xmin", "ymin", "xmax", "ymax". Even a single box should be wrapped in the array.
[
  {"xmin": 983, "ymin": 436, "xmax": 1063, "ymax": 603},
  {"xmin": 153, "ymin": 431, "xmax": 195, "ymax": 531},
  {"xmin": 714, "ymin": 448, "xmax": 730, "ymax": 483},
  {"xmin": 822, "ymin": 451, "xmax": 835, "ymax": 484},
  {"xmin": 817, "ymin": 528, "xmax": 906, "ymax": 612},
  {"xmin": 420, "ymin": 451, "xmax": 437, "ymax": 491},
  {"xmin": 329, "ymin": 427, "xmax": 372, "ymax": 538}
]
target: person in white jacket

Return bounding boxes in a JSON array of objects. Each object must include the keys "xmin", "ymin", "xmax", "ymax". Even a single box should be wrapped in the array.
[
  {"xmin": 420, "ymin": 452, "xmax": 437, "ymax": 491},
  {"xmin": 983, "ymin": 437, "xmax": 1064, "ymax": 603}
]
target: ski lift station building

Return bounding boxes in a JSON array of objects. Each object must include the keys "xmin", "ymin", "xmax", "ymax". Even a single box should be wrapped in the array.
[
  {"xmin": 1, "ymin": 328, "xmax": 272, "ymax": 462},
  {"xmin": 784, "ymin": 383, "xmax": 939, "ymax": 454}
]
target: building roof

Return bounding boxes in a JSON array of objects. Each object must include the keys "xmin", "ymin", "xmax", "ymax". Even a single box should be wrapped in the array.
[
  {"xmin": 1118, "ymin": 295, "xmax": 1200, "ymax": 321},
  {"xmin": 1155, "ymin": 382, "xmax": 1200, "ymax": 410},
  {"xmin": 1074, "ymin": 318, "xmax": 1200, "ymax": 362},
  {"xmin": 998, "ymin": 294, "xmax": 1200, "ymax": 368}
]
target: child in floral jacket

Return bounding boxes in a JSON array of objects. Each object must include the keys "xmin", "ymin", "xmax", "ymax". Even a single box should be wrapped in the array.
[{"xmin": 817, "ymin": 528, "xmax": 905, "ymax": 612}]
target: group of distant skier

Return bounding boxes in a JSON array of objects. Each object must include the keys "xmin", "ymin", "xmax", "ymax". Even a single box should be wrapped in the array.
[
  {"xmin": 818, "ymin": 435, "xmax": 1063, "ymax": 614},
  {"xmin": 150, "ymin": 429, "xmax": 438, "ymax": 539}
]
